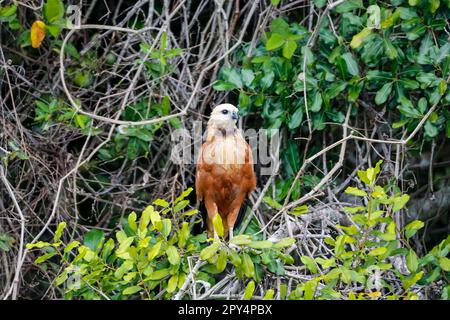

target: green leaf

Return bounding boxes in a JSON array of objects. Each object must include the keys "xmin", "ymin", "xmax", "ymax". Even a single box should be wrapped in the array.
[
  {"xmin": 375, "ymin": 82, "xmax": 393, "ymax": 105},
  {"xmin": 166, "ymin": 245, "xmax": 180, "ymax": 265},
  {"xmin": 397, "ymin": 96, "xmax": 422, "ymax": 119},
  {"xmin": 128, "ymin": 212, "xmax": 137, "ymax": 232},
  {"xmin": 173, "ymin": 200, "xmax": 189, "ymax": 212},
  {"xmin": 345, "ymin": 187, "xmax": 367, "ymax": 197},
  {"xmin": 0, "ymin": 5, "xmax": 17, "ymax": 18},
  {"xmin": 310, "ymin": 92, "xmax": 322, "ymax": 112},
  {"xmin": 263, "ymin": 289, "xmax": 275, "ymax": 300},
  {"xmin": 290, "ymin": 205, "xmax": 308, "ymax": 215},
  {"xmin": 263, "ymin": 197, "xmax": 282, "ymax": 210},
  {"xmin": 161, "ymin": 219, "xmax": 172, "ymax": 238},
  {"xmin": 428, "ymin": 0, "xmax": 440, "ymax": 13},
  {"xmin": 167, "ymin": 274, "xmax": 179, "ymax": 293},
  {"xmin": 53, "ymin": 222, "xmax": 66, "ymax": 242},
  {"xmin": 200, "ymin": 243, "xmax": 220, "ymax": 260},
  {"xmin": 241, "ymin": 69, "xmax": 255, "ymax": 86},
  {"xmin": 273, "ymin": 237, "xmax": 295, "ymax": 249},
  {"xmin": 116, "ymin": 236, "xmax": 134, "ymax": 259},
  {"xmin": 283, "ymin": 40, "xmax": 297, "ymax": 59},
  {"xmin": 261, "ymin": 71, "xmax": 275, "ymax": 90},
  {"xmin": 315, "ymin": 257, "xmax": 335, "ymax": 268},
  {"xmin": 402, "ymin": 271, "xmax": 423, "ymax": 290},
  {"xmin": 266, "ymin": 33, "xmax": 285, "ymax": 51},
  {"xmin": 123, "ymin": 286, "xmax": 142, "ymax": 295},
  {"xmin": 243, "ymin": 281, "xmax": 255, "ymax": 300},
  {"xmin": 228, "ymin": 249, "xmax": 242, "ymax": 266},
  {"xmin": 230, "ymin": 235, "xmax": 252, "ymax": 246},
  {"xmin": 379, "ymin": 221, "xmax": 397, "ymax": 241},
  {"xmin": 84, "ymin": 229, "xmax": 104, "ymax": 251},
  {"xmin": 44, "ymin": 0, "xmax": 64, "ymax": 23},
  {"xmin": 326, "ymin": 81, "xmax": 347, "ymax": 99},
  {"xmin": 221, "ymin": 67, "xmax": 243, "ymax": 89},
  {"xmin": 288, "ymin": 108, "xmax": 303, "ymax": 130},
  {"xmin": 368, "ymin": 247, "xmax": 387, "ymax": 256},
  {"xmin": 271, "ymin": 0, "xmax": 281, "ymax": 5},
  {"xmin": 341, "ymin": 53, "xmax": 359, "ymax": 76},
  {"xmin": 438, "ymin": 80, "xmax": 447, "ymax": 95},
  {"xmin": 26, "ymin": 241, "xmax": 52, "ymax": 249},
  {"xmin": 153, "ymin": 198, "xmax": 169, "ymax": 207},
  {"xmin": 213, "ymin": 80, "xmax": 236, "ymax": 91},
  {"xmin": 350, "ymin": 28, "xmax": 372, "ymax": 48},
  {"xmin": 216, "ymin": 249, "xmax": 227, "ymax": 272},
  {"xmin": 35, "ymin": 252, "xmax": 56, "ymax": 264},
  {"xmin": 248, "ymin": 240, "xmax": 273, "ymax": 249},
  {"xmin": 436, "ymin": 43, "xmax": 450, "ymax": 64},
  {"xmin": 212, "ymin": 214, "xmax": 224, "ymax": 238},
  {"xmin": 301, "ymin": 256, "xmax": 318, "ymax": 274},
  {"xmin": 148, "ymin": 241, "xmax": 162, "ymax": 261},
  {"xmin": 406, "ymin": 249, "xmax": 419, "ymax": 273},
  {"xmin": 404, "ymin": 220, "xmax": 424, "ymax": 239},
  {"xmin": 146, "ymin": 268, "xmax": 170, "ymax": 281},
  {"xmin": 242, "ymin": 253, "xmax": 255, "ymax": 278},
  {"xmin": 304, "ymin": 280, "xmax": 317, "ymax": 300},
  {"xmin": 439, "ymin": 257, "xmax": 450, "ymax": 271},
  {"xmin": 392, "ymin": 194, "xmax": 410, "ymax": 212}
]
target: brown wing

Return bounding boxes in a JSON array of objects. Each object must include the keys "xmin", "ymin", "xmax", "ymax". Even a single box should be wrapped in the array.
[{"xmin": 195, "ymin": 140, "xmax": 211, "ymax": 202}]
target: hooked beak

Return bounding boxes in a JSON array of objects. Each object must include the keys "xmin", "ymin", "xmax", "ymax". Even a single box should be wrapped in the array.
[{"xmin": 232, "ymin": 112, "xmax": 239, "ymax": 121}]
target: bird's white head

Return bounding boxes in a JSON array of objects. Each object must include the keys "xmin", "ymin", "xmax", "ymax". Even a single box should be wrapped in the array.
[{"xmin": 208, "ymin": 103, "xmax": 239, "ymax": 129}]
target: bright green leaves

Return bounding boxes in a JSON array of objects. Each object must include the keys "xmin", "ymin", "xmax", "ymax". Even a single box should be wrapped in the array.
[
  {"xmin": 54, "ymin": 222, "xmax": 67, "ymax": 242},
  {"xmin": 265, "ymin": 18, "xmax": 304, "ymax": 59},
  {"xmin": 166, "ymin": 246, "xmax": 180, "ymax": 265},
  {"xmin": 44, "ymin": 0, "xmax": 64, "ymax": 23},
  {"xmin": 243, "ymin": 280, "xmax": 256, "ymax": 300},
  {"xmin": 368, "ymin": 247, "xmax": 387, "ymax": 256},
  {"xmin": 241, "ymin": 253, "xmax": 255, "ymax": 278},
  {"xmin": 301, "ymin": 256, "xmax": 318, "ymax": 274},
  {"xmin": 266, "ymin": 33, "xmax": 285, "ymax": 51},
  {"xmin": 428, "ymin": 0, "xmax": 441, "ymax": 13},
  {"xmin": 341, "ymin": 53, "xmax": 359, "ymax": 76},
  {"xmin": 230, "ymin": 234, "xmax": 252, "ymax": 246},
  {"xmin": 212, "ymin": 214, "xmax": 224, "ymax": 238},
  {"xmin": 84, "ymin": 229, "xmax": 104, "ymax": 251},
  {"xmin": 282, "ymin": 40, "xmax": 298, "ymax": 60},
  {"xmin": 350, "ymin": 28, "xmax": 371, "ymax": 48},
  {"xmin": 440, "ymin": 257, "xmax": 450, "ymax": 272},
  {"xmin": 392, "ymin": 194, "xmax": 410, "ymax": 212},
  {"xmin": 147, "ymin": 241, "xmax": 162, "ymax": 261},
  {"xmin": 213, "ymin": 67, "xmax": 242, "ymax": 90},
  {"xmin": 404, "ymin": 220, "xmax": 424, "ymax": 239},
  {"xmin": 357, "ymin": 160, "xmax": 382, "ymax": 186},
  {"xmin": 375, "ymin": 82, "xmax": 393, "ymax": 105},
  {"xmin": 345, "ymin": 187, "xmax": 367, "ymax": 197},
  {"xmin": 406, "ymin": 249, "xmax": 419, "ymax": 273},
  {"xmin": 200, "ymin": 243, "xmax": 220, "ymax": 260}
]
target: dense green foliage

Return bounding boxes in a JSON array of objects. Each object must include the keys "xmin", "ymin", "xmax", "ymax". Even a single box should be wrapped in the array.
[
  {"xmin": 1, "ymin": 0, "xmax": 449, "ymax": 300},
  {"xmin": 28, "ymin": 162, "xmax": 450, "ymax": 299},
  {"xmin": 215, "ymin": 0, "xmax": 450, "ymax": 183}
]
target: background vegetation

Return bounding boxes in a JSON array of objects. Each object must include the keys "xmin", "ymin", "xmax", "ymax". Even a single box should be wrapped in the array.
[{"xmin": 0, "ymin": 0, "xmax": 449, "ymax": 300}]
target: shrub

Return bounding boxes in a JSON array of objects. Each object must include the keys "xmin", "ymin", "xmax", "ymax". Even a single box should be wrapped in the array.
[{"xmin": 26, "ymin": 188, "xmax": 295, "ymax": 300}]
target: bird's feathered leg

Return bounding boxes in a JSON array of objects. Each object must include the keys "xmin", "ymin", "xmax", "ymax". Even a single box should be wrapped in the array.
[
  {"xmin": 226, "ymin": 193, "xmax": 247, "ymax": 248},
  {"xmin": 204, "ymin": 197, "xmax": 218, "ymax": 239}
]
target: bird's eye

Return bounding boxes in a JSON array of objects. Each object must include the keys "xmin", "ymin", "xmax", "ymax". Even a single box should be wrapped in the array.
[{"xmin": 222, "ymin": 110, "xmax": 228, "ymax": 115}]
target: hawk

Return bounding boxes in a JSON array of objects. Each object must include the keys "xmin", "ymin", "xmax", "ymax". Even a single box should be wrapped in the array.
[{"xmin": 196, "ymin": 103, "xmax": 256, "ymax": 240}]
